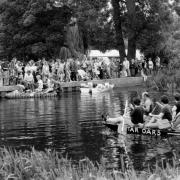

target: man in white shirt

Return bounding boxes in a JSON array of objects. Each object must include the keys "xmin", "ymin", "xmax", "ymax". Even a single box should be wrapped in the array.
[
  {"xmin": 148, "ymin": 58, "xmax": 153, "ymax": 75},
  {"xmin": 123, "ymin": 57, "xmax": 131, "ymax": 76},
  {"xmin": 155, "ymin": 56, "xmax": 160, "ymax": 72}
]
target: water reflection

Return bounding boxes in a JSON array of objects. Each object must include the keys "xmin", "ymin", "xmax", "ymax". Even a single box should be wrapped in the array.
[{"xmin": 0, "ymin": 88, "xmax": 180, "ymax": 171}]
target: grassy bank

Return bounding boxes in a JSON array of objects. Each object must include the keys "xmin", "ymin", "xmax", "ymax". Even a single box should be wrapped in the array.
[{"xmin": 0, "ymin": 148, "xmax": 180, "ymax": 180}]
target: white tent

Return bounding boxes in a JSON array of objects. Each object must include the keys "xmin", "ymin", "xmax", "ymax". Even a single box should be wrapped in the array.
[{"xmin": 88, "ymin": 49, "xmax": 143, "ymax": 60}]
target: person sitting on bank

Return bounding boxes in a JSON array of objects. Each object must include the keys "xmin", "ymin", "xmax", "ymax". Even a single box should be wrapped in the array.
[
  {"xmin": 35, "ymin": 75, "xmax": 43, "ymax": 92},
  {"xmin": 141, "ymin": 92, "xmax": 153, "ymax": 117},
  {"xmin": 24, "ymin": 70, "xmax": 34, "ymax": 91},
  {"xmin": 145, "ymin": 95, "xmax": 172, "ymax": 129},
  {"xmin": 44, "ymin": 75, "xmax": 54, "ymax": 93},
  {"xmin": 130, "ymin": 97, "xmax": 144, "ymax": 127}
]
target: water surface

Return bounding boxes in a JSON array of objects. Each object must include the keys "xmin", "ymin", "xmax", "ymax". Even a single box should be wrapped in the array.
[{"xmin": 0, "ymin": 88, "xmax": 179, "ymax": 171}]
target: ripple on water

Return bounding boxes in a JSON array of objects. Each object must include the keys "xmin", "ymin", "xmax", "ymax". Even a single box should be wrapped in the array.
[{"xmin": 0, "ymin": 88, "xmax": 180, "ymax": 171}]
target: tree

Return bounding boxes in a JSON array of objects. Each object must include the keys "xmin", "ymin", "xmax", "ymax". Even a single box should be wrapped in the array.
[
  {"xmin": 111, "ymin": 0, "xmax": 126, "ymax": 60},
  {"xmin": 0, "ymin": 0, "xmax": 178, "ymax": 63},
  {"xmin": 0, "ymin": 0, "xmax": 72, "ymax": 60}
]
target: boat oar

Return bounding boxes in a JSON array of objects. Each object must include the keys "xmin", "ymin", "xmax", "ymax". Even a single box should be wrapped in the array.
[{"xmin": 121, "ymin": 100, "xmax": 128, "ymax": 133}]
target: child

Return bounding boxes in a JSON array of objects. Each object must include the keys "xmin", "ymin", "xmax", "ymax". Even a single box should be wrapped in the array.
[
  {"xmin": 44, "ymin": 75, "xmax": 54, "ymax": 93},
  {"xmin": 121, "ymin": 66, "xmax": 127, "ymax": 77},
  {"xmin": 24, "ymin": 70, "xmax": 34, "ymax": 91},
  {"xmin": 35, "ymin": 75, "xmax": 43, "ymax": 92},
  {"xmin": 17, "ymin": 72, "xmax": 24, "ymax": 85}
]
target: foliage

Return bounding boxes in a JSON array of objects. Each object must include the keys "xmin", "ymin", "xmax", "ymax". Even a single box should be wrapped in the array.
[
  {"xmin": 0, "ymin": 0, "xmax": 72, "ymax": 60},
  {"xmin": 0, "ymin": 147, "xmax": 180, "ymax": 180},
  {"xmin": 147, "ymin": 1, "xmax": 180, "ymax": 92},
  {"xmin": 0, "ymin": 0, "xmax": 179, "ymax": 62},
  {"xmin": 137, "ymin": 0, "xmax": 180, "ymax": 62},
  {"xmin": 73, "ymin": 0, "xmax": 178, "ymax": 61}
]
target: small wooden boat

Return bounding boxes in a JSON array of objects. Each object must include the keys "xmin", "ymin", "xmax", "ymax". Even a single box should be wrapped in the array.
[
  {"xmin": 80, "ymin": 82, "xmax": 114, "ymax": 94},
  {"xmin": 5, "ymin": 91, "xmax": 58, "ymax": 99},
  {"xmin": 104, "ymin": 122, "xmax": 180, "ymax": 137},
  {"xmin": 103, "ymin": 100, "xmax": 180, "ymax": 136}
]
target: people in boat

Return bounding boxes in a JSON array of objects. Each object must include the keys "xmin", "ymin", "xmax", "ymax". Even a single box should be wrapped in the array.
[
  {"xmin": 145, "ymin": 95, "xmax": 172, "ymax": 129},
  {"xmin": 172, "ymin": 93, "xmax": 180, "ymax": 120},
  {"xmin": 172, "ymin": 102, "xmax": 180, "ymax": 130},
  {"xmin": 141, "ymin": 92, "xmax": 153, "ymax": 116},
  {"xmin": 130, "ymin": 97, "xmax": 144, "ymax": 127},
  {"xmin": 35, "ymin": 75, "xmax": 43, "ymax": 92}
]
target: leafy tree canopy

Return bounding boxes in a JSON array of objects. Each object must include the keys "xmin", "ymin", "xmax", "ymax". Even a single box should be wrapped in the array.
[
  {"xmin": 0, "ymin": 0, "xmax": 179, "ymax": 62},
  {"xmin": 0, "ymin": 0, "xmax": 72, "ymax": 60}
]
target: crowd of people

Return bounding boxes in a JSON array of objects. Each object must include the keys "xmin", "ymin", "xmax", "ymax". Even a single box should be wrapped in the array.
[{"xmin": 0, "ymin": 55, "xmax": 161, "ymax": 92}]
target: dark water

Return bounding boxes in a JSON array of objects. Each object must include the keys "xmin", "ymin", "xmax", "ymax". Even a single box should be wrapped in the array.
[{"xmin": 0, "ymin": 88, "xmax": 180, "ymax": 171}]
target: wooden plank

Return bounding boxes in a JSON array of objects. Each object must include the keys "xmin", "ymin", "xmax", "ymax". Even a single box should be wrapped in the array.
[
  {"xmin": 53, "ymin": 76, "xmax": 147, "ymax": 88},
  {"xmin": 0, "ymin": 86, "xmax": 22, "ymax": 92}
]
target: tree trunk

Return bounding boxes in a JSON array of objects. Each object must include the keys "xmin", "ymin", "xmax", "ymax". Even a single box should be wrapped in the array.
[
  {"xmin": 112, "ymin": 0, "xmax": 126, "ymax": 62},
  {"xmin": 126, "ymin": 0, "xmax": 136, "ymax": 60}
]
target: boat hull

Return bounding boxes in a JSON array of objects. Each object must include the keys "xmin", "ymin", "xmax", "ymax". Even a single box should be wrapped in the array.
[
  {"xmin": 104, "ymin": 122, "xmax": 180, "ymax": 136},
  {"xmin": 80, "ymin": 86, "xmax": 114, "ymax": 94}
]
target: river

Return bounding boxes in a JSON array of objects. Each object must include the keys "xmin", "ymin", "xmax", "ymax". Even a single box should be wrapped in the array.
[{"xmin": 0, "ymin": 87, "xmax": 179, "ymax": 171}]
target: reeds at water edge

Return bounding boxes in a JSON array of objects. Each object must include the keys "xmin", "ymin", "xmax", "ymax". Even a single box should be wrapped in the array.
[{"xmin": 0, "ymin": 147, "xmax": 180, "ymax": 180}]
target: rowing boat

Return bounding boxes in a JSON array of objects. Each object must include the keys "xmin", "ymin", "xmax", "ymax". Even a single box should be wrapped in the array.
[
  {"xmin": 5, "ymin": 91, "xmax": 58, "ymax": 99},
  {"xmin": 103, "ymin": 100, "xmax": 180, "ymax": 136},
  {"xmin": 80, "ymin": 82, "xmax": 114, "ymax": 94},
  {"xmin": 104, "ymin": 122, "xmax": 180, "ymax": 136}
]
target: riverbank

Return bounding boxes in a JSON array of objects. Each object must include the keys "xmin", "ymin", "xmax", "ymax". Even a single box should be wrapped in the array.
[
  {"xmin": 0, "ymin": 148, "xmax": 179, "ymax": 180},
  {"xmin": 0, "ymin": 76, "xmax": 147, "ymax": 97},
  {"xmin": 55, "ymin": 76, "xmax": 147, "ymax": 88}
]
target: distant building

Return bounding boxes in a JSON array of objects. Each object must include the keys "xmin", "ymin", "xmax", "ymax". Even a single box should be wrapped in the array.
[{"xmin": 88, "ymin": 49, "xmax": 143, "ymax": 60}]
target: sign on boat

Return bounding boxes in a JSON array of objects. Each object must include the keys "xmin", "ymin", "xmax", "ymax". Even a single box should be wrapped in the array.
[{"xmin": 127, "ymin": 127, "xmax": 161, "ymax": 136}]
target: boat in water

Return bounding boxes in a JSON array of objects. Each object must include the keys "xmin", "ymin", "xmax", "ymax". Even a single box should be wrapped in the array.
[
  {"xmin": 5, "ymin": 90, "xmax": 58, "ymax": 99},
  {"xmin": 80, "ymin": 82, "xmax": 114, "ymax": 94},
  {"xmin": 104, "ymin": 121, "xmax": 180, "ymax": 136},
  {"xmin": 103, "ymin": 100, "xmax": 180, "ymax": 137}
]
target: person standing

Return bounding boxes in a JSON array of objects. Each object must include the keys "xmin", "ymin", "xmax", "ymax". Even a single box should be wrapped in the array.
[
  {"xmin": 1, "ymin": 60, "xmax": 9, "ymax": 85},
  {"xmin": 24, "ymin": 70, "xmax": 34, "ymax": 91},
  {"xmin": 148, "ymin": 58, "xmax": 154, "ymax": 75},
  {"xmin": 42, "ymin": 60, "xmax": 50, "ymax": 81},
  {"xmin": 155, "ymin": 56, "xmax": 161, "ymax": 73},
  {"xmin": 0, "ymin": 62, "xmax": 3, "ymax": 86},
  {"xmin": 70, "ymin": 59, "xmax": 78, "ymax": 81},
  {"xmin": 130, "ymin": 59, "xmax": 136, "ymax": 77},
  {"xmin": 123, "ymin": 57, "xmax": 131, "ymax": 77}
]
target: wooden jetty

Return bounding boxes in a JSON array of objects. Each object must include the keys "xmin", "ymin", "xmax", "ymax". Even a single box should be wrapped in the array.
[
  {"xmin": 56, "ymin": 76, "xmax": 146, "ymax": 92},
  {"xmin": 0, "ymin": 85, "xmax": 23, "ymax": 97},
  {"xmin": 0, "ymin": 76, "xmax": 147, "ymax": 97}
]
